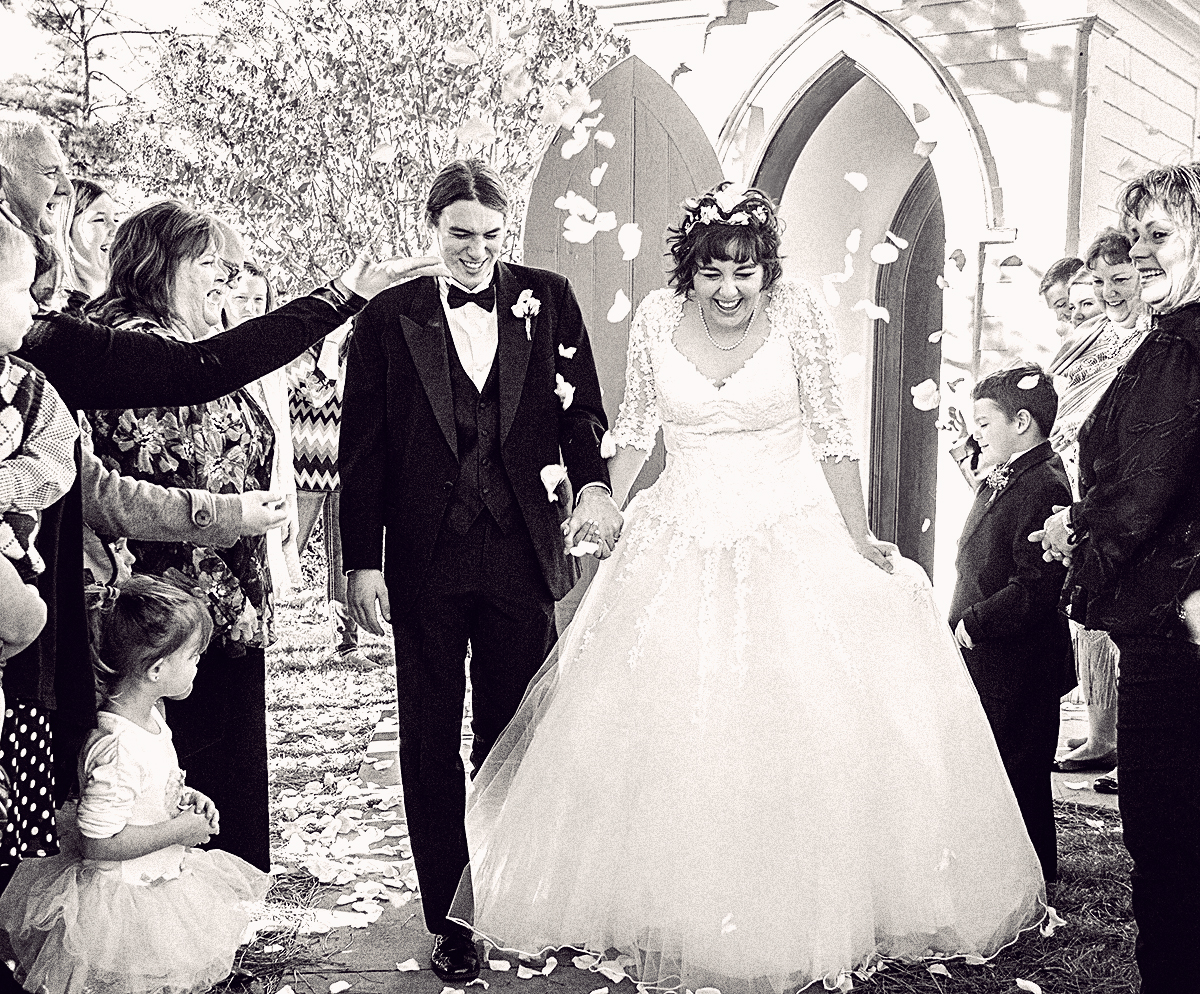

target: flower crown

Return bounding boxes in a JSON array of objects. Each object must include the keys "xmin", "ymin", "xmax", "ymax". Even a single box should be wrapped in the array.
[{"xmin": 678, "ymin": 184, "xmax": 775, "ymax": 237}]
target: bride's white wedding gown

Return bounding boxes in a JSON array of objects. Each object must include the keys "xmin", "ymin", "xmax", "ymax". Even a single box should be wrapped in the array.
[{"xmin": 449, "ymin": 280, "xmax": 1046, "ymax": 992}]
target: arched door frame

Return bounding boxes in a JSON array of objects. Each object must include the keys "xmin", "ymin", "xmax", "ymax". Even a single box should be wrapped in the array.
[{"xmin": 714, "ymin": 0, "xmax": 1016, "ymax": 380}]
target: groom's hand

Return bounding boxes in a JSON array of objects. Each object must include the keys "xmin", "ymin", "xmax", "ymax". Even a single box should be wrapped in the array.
[
  {"xmin": 346, "ymin": 569, "xmax": 391, "ymax": 635},
  {"xmin": 563, "ymin": 488, "xmax": 623, "ymax": 560}
]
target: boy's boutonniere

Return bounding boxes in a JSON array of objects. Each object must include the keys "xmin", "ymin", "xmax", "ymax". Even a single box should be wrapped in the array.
[
  {"xmin": 512, "ymin": 288, "xmax": 541, "ymax": 340},
  {"xmin": 984, "ymin": 464, "xmax": 1012, "ymax": 501}
]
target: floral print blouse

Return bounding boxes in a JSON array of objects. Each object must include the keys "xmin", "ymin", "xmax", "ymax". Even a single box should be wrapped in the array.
[{"xmin": 84, "ymin": 314, "xmax": 276, "ymax": 653}]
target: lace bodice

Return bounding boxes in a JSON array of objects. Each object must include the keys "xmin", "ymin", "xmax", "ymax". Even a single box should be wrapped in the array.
[{"xmin": 609, "ymin": 280, "xmax": 859, "ymax": 549}]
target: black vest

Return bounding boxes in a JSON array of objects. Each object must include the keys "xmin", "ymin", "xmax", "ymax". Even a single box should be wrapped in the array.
[{"xmin": 444, "ymin": 322, "xmax": 519, "ymax": 535}]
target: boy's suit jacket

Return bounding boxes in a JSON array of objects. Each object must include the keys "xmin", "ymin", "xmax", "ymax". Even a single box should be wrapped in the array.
[{"xmin": 949, "ymin": 439, "xmax": 1075, "ymax": 703}]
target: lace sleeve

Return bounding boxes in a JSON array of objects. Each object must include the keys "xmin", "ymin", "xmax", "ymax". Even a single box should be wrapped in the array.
[
  {"xmin": 610, "ymin": 289, "xmax": 668, "ymax": 452},
  {"xmin": 781, "ymin": 280, "xmax": 860, "ymax": 462}
]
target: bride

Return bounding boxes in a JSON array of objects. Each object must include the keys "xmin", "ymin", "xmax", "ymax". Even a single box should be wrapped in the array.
[{"xmin": 449, "ymin": 184, "xmax": 1046, "ymax": 992}]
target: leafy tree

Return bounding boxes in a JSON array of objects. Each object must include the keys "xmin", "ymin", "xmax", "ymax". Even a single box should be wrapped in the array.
[
  {"xmin": 127, "ymin": 0, "xmax": 627, "ymax": 291},
  {"xmin": 0, "ymin": 0, "xmax": 168, "ymax": 179}
]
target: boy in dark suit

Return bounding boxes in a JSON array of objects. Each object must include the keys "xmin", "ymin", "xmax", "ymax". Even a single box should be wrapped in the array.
[{"xmin": 949, "ymin": 363, "xmax": 1074, "ymax": 884}]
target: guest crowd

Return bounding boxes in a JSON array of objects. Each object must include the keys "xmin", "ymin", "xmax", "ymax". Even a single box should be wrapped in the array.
[{"xmin": 0, "ymin": 102, "xmax": 1196, "ymax": 994}]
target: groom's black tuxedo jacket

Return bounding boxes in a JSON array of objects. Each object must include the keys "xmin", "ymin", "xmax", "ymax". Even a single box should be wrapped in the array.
[
  {"xmin": 949, "ymin": 440, "xmax": 1075, "ymax": 702},
  {"xmin": 339, "ymin": 261, "xmax": 610, "ymax": 610}
]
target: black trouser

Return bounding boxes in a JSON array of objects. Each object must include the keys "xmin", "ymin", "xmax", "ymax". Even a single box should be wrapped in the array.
[
  {"xmin": 167, "ymin": 643, "xmax": 271, "ymax": 872},
  {"xmin": 390, "ymin": 513, "xmax": 556, "ymax": 936},
  {"xmin": 1111, "ymin": 635, "xmax": 1200, "ymax": 994}
]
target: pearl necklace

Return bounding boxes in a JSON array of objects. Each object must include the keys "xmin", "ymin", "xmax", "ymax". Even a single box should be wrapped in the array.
[{"xmin": 698, "ymin": 298, "xmax": 757, "ymax": 351}]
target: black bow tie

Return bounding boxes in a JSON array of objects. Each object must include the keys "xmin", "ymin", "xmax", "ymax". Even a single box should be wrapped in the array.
[{"xmin": 446, "ymin": 283, "xmax": 496, "ymax": 312}]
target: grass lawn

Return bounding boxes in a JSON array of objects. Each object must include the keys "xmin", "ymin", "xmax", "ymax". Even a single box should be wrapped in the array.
[{"xmin": 237, "ymin": 538, "xmax": 1139, "ymax": 993}]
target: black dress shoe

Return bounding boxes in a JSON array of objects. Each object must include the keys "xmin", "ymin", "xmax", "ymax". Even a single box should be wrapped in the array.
[
  {"xmin": 431, "ymin": 931, "xmax": 481, "ymax": 983},
  {"xmin": 1093, "ymin": 774, "xmax": 1119, "ymax": 794}
]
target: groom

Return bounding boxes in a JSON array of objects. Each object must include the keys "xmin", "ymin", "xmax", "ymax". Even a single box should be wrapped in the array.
[{"xmin": 340, "ymin": 159, "xmax": 622, "ymax": 981}]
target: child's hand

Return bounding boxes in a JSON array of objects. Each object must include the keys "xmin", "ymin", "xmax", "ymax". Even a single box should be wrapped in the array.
[
  {"xmin": 184, "ymin": 790, "xmax": 221, "ymax": 834},
  {"xmin": 171, "ymin": 808, "xmax": 215, "ymax": 847}
]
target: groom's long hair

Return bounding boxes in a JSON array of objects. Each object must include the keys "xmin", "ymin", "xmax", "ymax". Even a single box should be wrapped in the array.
[{"xmin": 425, "ymin": 159, "xmax": 510, "ymax": 228}]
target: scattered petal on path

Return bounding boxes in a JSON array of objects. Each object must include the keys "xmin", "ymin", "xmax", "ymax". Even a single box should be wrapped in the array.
[
  {"xmin": 330, "ymin": 982, "xmax": 351, "ymax": 994},
  {"xmin": 396, "ymin": 959, "xmax": 420, "ymax": 972},
  {"xmin": 928, "ymin": 964, "xmax": 951, "ymax": 977},
  {"xmin": 1063, "ymin": 780, "xmax": 1090, "ymax": 790},
  {"xmin": 1016, "ymin": 981, "xmax": 1043, "ymax": 994},
  {"xmin": 517, "ymin": 965, "xmax": 538, "ymax": 979},
  {"xmin": 489, "ymin": 960, "xmax": 511, "ymax": 971},
  {"xmin": 844, "ymin": 172, "xmax": 868, "ymax": 192}
]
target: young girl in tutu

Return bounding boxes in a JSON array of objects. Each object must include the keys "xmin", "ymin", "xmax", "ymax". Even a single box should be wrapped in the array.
[{"xmin": 0, "ymin": 575, "xmax": 271, "ymax": 994}]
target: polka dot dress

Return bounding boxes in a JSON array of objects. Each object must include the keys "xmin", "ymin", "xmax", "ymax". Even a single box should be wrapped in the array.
[{"xmin": 0, "ymin": 700, "xmax": 58, "ymax": 867}]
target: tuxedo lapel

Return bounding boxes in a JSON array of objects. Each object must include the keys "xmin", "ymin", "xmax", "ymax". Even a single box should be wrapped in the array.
[
  {"xmin": 401, "ymin": 278, "xmax": 458, "ymax": 459},
  {"xmin": 958, "ymin": 441, "xmax": 1056, "ymax": 549},
  {"xmin": 494, "ymin": 262, "xmax": 533, "ymax": 445}
]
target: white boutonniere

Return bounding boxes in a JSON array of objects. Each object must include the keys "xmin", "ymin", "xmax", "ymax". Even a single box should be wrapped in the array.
[
  {"xmin": 512, "ymin": 288, "xmax": 541, "ymax": 341},
  {"xmin": 984, "ymin": 464, "xmax": 1012, "ymax": 502}
]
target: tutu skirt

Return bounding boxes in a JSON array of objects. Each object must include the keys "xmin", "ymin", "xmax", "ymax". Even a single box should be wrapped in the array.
[
  {"xmin": 0, "ymin": 842, "xmax": 269, "ymax": 994},
  {"xmin": 450, "ymin": 472, "xmax": 1047, "ymax": 992}
]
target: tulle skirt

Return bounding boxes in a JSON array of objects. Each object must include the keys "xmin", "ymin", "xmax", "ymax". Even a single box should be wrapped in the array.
[
  {"xmin": 0, "ymin": 842, "xmax": 270, "ymax": 994},
  {"xmin": 450, "ymin": 481, "xmax": 1047, "ymax": 992}
]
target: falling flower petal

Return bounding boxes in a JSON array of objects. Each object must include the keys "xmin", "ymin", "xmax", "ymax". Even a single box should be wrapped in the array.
[
  {"xmin": 852, "ymin": 300, "xmax": 891, "ymax": 322},
  {"xmin": 581, "ymin": 113, "xmax": 605, "ymax": 128},
  {"xmin": 555, "ymin": 190, "xmax": 598, "ymax": 220},
  {"xmin": 913, "ymin": 102, "xmax": 930, "ymax": 122},
  {"xmin": 330, "ymin": 984, "xmax": 351, "ymax": 994},
  {"xmin": 910, "ymin": 379, "xmax": 941, "ymax": 411},
  {"xmin": 600, "ymin": 430, "xmax": 617, "ymax": 459},
  {"xmin": 618, "ymin": 223, "xmax": 643, "ymax": 260},
  {"xmin": 370, "ymin": 143, "xmax": 398, "ymax": 165},
  {"xmin": 539, "ymin": 100, "xmax": 565, "ymax": 128},
  {"xmin": 517, "ymin": 966, "xmax": 537, "ymax": 980},
  {"xmin": 1018, "ymin": 374, "xmax": 1040, "ymax": 389},
  {"xmin": 593, "ymin": 211, "xmax": 617, "ymax": 232},
  {"xmin": 590, "ymin": 163, "xmax": 609, "ymax": 186},
  {"xmin": 822, "ymin": 277, "xmax": 841, "ymax": 307},
  {"xmin": 563, "ymin": 215, "xmax": 598, "ymax": 243},
  {"xmin": 558, "ymin": 344, "xmax": 577, "ymax": 358},
  {"xmin": 502, "ymin": 70, "xmax": 534, "ymax": 105},
  {"xmin": 488, "ymin": 961, "xmax": 511, "ymax": 972},
  {"xmin": 921, "ymin": 518, "xmax": 931, "ymax": 532},
  {"xmin": 886, "ymin": 231, "xmax": 910, "ymax": 250},
  {"xmin": 928, "ymin": 329, "xmax": 945, "ymax": 343},
  {"xmin": 870, "ymin": 242, "xmax": 900, "ymax": 264},
  {"xmin": 594, "ymin": 130, "xmax": 615, "ymax": 148},
  {"xmin": 1040, "ymin": 905, "xmax": 1068, "ymax": 937},
  {"xmin": 540, "ymin": 463, "xmax": 569, "ymax": 502},
  {"xmin": 839, "ymin": 352, "xmax": 866, "ymax": 380},
  {"xmin": 844, "ymin": 172, "xmax": 868, "ymax": 192},
  {"xmin": 914, "ymin": 139, "xmax": 938, "ymax": 158},
  {"xmin": 949, "ymin": 248, "xmax": 967, "ymax": 270},
  {"xmin": 936, "ymin": 275, "xmax": 951, "ymax": 289},
  {"xmin": 845, "ymin": 228, "xmax": 862, "ymax": 253},
  {"xmin": 928, "ymin": 964, "xmax": 951, "ymax": 978},
  {"xmin": 721, "ymin": 913, "xmax": 737, "ymax": 934},
  {"xmin": 443, "ymin": 42, "xmax": 480, "ymax": 66},
  {"xmin": 1063, "ymin": 780, "xmax": 1090, "ymax": 789},
  {"xmin": 555, "ymin": 373, "xmax": 575, "ymax": 409},
  {"xmin": 607, "ymin": 289, "xmax": 631, "ymax": 322},
  {"xmin": 456, "ymin": 114, "xmax": 497, "ymax": 145},
  {"xmin": 562, "ymin": 124, "xmax": 590, "ymax": 159},
  {"xmin": 1015, "ymin": 981, "xmax": 1043, "ymax": 994}
]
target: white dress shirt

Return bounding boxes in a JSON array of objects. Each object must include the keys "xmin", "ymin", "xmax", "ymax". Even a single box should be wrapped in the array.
[{"xmin": 440, "ymin": 278, "xmax": 498, "ymax": 393}]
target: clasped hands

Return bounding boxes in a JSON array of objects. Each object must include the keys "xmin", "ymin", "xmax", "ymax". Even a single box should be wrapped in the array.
[
  {"xmin": 562, "ymin": 488, "xmax": 624, "ymax": 560},
  {"xmin": 1028, "ymin": 504, "xmax": 1074, "ymax": 566}
]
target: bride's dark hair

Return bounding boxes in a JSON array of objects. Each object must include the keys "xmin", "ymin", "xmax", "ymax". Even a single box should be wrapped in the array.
[{"xmin": 666, "ymin": 183, "xmax": 783, "ymax": 295}]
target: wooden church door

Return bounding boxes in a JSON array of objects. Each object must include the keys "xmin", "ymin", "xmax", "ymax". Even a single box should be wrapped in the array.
[{"xmin": 522, "ymin": 55, "xmax": 725, "ymax": 622}]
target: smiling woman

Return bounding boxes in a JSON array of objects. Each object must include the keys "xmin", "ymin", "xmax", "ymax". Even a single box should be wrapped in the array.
[
  {"xmin": 1037, "ymin": 163, "xmax": 1200, "ymax": 993},
  {"xmin": 66, "ymin": 179, "xmax": 121, "ymax": 303},
  {"xmin": 83, "ymin": 200, "xmax": 281, "ymax": 872}
]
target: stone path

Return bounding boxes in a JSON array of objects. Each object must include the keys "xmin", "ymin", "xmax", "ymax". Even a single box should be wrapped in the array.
[{"xmin": 289, "ymin": 699, "xmax": 1117, "ymax": 993}]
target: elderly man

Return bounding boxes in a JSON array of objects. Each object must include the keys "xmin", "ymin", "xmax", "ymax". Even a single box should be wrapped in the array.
[{"xmin": 0, "ymin": 113, "xmax": 72, "ymax": 238}]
